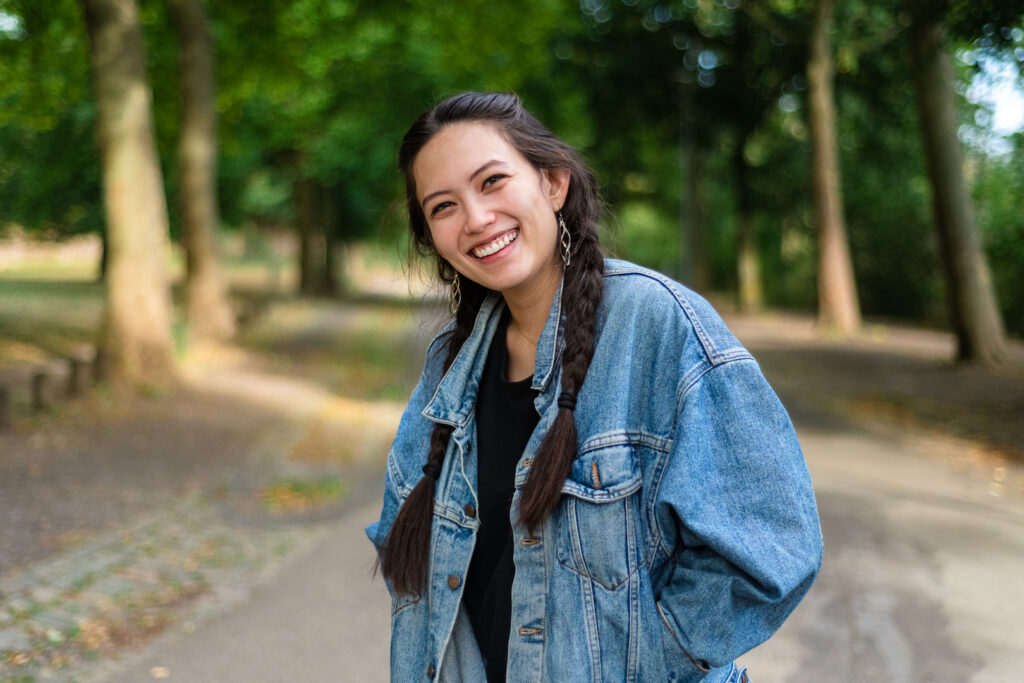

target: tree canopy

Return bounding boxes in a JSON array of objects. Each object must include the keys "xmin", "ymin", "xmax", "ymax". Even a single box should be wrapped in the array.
[{"xmin": 1, "ymin": 0, "xmax": 1022, "ymax": 338}]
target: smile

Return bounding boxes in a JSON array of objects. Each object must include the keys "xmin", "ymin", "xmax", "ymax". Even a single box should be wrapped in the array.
[{"xmin": 471, "ymin": 229, "xmax": 519, "ymax": 259}]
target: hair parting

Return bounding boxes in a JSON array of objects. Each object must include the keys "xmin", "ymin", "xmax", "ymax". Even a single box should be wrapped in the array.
[{"xmin": 378, "ymin": 92, "xmax": 605, "ymax": 595}]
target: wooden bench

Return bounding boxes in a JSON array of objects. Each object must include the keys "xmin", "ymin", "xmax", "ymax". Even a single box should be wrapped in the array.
[{"xmin": 0, "ymin": 343, "xmax": 97, "ymax": 430}]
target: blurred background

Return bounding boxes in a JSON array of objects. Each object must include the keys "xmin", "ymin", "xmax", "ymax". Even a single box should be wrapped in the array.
[{"xmin": 0, "ymin": 0, "xmax": 1022, "ymax": 681}]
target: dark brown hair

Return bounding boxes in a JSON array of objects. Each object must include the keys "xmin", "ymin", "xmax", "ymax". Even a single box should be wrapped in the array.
[{"xmin": 378, "ymin": 92, "xmax": 604, "ymax": 596}]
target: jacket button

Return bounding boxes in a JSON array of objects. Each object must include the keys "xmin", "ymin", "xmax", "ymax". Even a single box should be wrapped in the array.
[
  {"xmin": 464, "ymin": 503, "xmax": 476, "ymax": 518},
  {"xmin": 427, "ymin": 664, "xmax": 436, "ymax": 678},
  {"xmin": 447, "ymin": 574, "xmax": 461, "ymax": 590}
]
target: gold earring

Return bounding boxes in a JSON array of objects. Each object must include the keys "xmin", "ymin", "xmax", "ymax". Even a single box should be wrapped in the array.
[
  {"xmin": 449, "ymin": 273, "xmax": 462, "ymax": 317},
  {"xmin": 558, "ymin": 212, "xmax": 572, "ymax": 268}
]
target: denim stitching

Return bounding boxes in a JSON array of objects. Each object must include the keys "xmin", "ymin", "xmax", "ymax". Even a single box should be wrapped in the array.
[
  {"xmin": 604, "ymin": 266, "xmax": 720, "ymax": 363},
  {"xmin": 579, "ymin": 431, "xmax": 671, "ymax": 454}
]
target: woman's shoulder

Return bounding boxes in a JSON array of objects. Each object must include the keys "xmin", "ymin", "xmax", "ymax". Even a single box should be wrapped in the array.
[{"xmin": 600, "ymin": 258, "xmax": 748, "ymax": 366}]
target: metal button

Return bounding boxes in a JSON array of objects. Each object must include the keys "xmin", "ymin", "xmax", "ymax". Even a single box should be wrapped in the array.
[
  {"xmin": 447, "ymin": 574, "xmax": 461, "ymax": 590},
  {"xmin": 427, "ymin": 664, "xmax": 436, "ymax": 678},
  {"xmin": 464, "ymin": 503, "xmax": 476, "ymax": 518}
]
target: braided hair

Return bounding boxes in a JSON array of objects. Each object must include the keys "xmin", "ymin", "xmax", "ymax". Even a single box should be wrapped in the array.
[{"xmin": 378, "ymin": 92, "xmax": 605, "ymax": 596}]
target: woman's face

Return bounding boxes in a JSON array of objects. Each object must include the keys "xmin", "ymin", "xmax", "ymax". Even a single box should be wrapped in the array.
[{"xmin": 412, "ymin": 122, "xmax": 569, "ymax": 302}]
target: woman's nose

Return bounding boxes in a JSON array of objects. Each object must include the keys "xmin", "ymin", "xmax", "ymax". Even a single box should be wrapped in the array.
[{"xmin": 464, "ymin": 198, "xmax": 494, "ymax": 233}]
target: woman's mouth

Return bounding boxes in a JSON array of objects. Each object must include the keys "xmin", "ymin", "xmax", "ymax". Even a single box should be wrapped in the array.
[{"xmin": 471, "ymin": 229, "xmax": 519, "ymax": 259}]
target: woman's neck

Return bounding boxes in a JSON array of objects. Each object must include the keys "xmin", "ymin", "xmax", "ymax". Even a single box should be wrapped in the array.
[{"xmin": 502, "ymin": 267, "xmax": 562, "ymax": 382}]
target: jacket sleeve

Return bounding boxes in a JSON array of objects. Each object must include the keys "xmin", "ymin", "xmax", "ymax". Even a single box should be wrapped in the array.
[{"xmin": 654, "ymin": 356, "xmax": 823, "ymax": 671}]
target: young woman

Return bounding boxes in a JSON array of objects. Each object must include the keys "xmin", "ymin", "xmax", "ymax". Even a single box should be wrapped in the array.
[{"xmin": 367, "ymin": 92, "xmax": 822, "ymax": 683}]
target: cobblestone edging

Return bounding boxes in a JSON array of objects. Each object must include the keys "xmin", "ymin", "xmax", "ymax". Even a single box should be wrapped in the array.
[{"xmin": 0, "ymin": 484, "xmax": 333, "ymax": 682}]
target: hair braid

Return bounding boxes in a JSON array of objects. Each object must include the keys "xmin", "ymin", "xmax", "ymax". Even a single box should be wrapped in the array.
[
  {"xmin": 377, "ymin": 278, "xmax": 487, "ymax": 596},
  {"xmin": 517, "ymin": 224, "xmax": 604, "ymax": 532}
]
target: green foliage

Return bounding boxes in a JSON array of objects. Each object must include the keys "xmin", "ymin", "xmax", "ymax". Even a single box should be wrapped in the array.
[
  {"xmin": 946, "ymin": 0, "xmax": 1024, "ymax": 48},
  {"xmin": 0, "ymin": 0, "xmax": 103, "ymax": 237},
  {"xmin": 0, "ymin": 0, "xmax": 1022, "ymax": 338},
  {"xmin": 613, "ymin": 201, "xmax": 677, "ymax": 275}
]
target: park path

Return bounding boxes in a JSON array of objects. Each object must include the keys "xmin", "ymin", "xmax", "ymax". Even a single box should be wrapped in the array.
[
  {"xmin": 109, "ymin": 492, "xmax": 391, "ymax": 683},
  {"xmin": 104, "ymin": 402, "xmax": 1024, "ymax": 683},
  {"xmin": 743, "ymin": 410, "xmax": 1024, "ymax": 682},
  {"xmin": 106, "ymin": 322, "xmax": 1024, "ymax": 682},
  {"xmin": 2, "ymin": 299, "xmax": 1022, "ymax": 682}
]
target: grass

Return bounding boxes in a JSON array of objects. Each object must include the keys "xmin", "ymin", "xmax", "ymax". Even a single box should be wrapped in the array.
[
  {"xmin": 260, "ymin": 476, "xmax": 347, "ymax": 515},
  {"xmin": 0, "ymin": 280, "xmax": 103, "ymax": 360},
  {"xmin": 236, "ymin": 299, "xmax": 436, "ymax": 466},
  {"xmin": 237, "ymin": 300, "xmax": 435, "ymax": 402},
  {"xmin": 0, "ymin": 251, "xmax": 436, "ymax": 471}
]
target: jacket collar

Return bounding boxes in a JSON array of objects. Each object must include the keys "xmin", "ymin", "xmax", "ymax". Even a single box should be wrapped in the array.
[{"xmin": 422, "ymin": 276, "xmax": 565, "ymax": 427}]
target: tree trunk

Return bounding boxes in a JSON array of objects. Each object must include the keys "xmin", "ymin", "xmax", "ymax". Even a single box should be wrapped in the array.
[
  {"xmin": 687, "ymin": 146, "xmax": 710, "ymax": 294},
  {"xmin": 677, "ymin": 102, "xmax": 709, "ymax": 293},
  {"xmin": 732, "ymin": 11, "xmax": 763, "ymax": 313},
  {"xmin": 320, "ymin": 183, "xmax": 342, "ymax": 295},
  {"xmin": 296, "ymin": 175, "xmax": 327, "ymax": 296},
  {"xmin": 908, "ymin": 2, "xmax": 1007, "ymax": 365},
  {"xmin": 82, "ymin": 0, "xmax": 176, "ymax": 388},
  {"xmin": 677, "ymin": 85, "xmax": 693, "ymax": 287},
  {"xmin": 169, "ymin": 0, "xmax": 236, "ymax": 342},
  {"xmin": 734, "ymin": 136, "xmax": 762, "ymax": 313},
  {"xmin": 98, "ymin": 227, "xmax": 108, "ymax": 282},
  {"xmin": 808, "ymin": 0, "xmax": 861, "ymax": 334}
]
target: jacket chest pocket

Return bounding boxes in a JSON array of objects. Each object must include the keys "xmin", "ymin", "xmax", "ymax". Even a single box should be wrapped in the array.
[{"xmin": 555, "ymin": 446, "xmax": 643, "ymax": 591}]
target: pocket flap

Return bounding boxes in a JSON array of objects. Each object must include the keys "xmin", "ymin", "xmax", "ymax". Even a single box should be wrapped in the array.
[{"xmin": 561, "ymin": 446, "xmax": 641, "ymax": 502}]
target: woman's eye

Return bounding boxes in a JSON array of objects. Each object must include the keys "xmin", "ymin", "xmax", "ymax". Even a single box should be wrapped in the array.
[
  {"xmin": 429, "ymin": 201, "xmax": 454, "ymax": 217},
  {"xmin": 482, "ymin": 173, "xmax": 507, "ymax": 188}
]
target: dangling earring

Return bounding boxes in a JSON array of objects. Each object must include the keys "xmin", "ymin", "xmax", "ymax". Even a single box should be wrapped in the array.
[
  {"xmin": 448, "ymin": 272, "xmax": 462, "ymax": 317},
  {"xmin": 558, "ymin": 211, "xmax": 572, "ymax": 268}
]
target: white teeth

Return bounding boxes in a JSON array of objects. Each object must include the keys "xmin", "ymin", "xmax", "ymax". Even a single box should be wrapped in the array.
[{"xmin": 472, "ymin": 230, "xmax": 518, "ymax": 258}]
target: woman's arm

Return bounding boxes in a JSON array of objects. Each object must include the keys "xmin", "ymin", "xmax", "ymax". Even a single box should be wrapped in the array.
[{"xmin": 654, "ymin": 357, "xmax": 823, "ymax": 672}]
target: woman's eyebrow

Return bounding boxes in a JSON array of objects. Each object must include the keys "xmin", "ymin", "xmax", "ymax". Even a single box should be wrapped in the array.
[
  {"xmin": 469, "ymin": 159, "xmax": 506, "ymax": 181},
  {"xmin": 420, "ymin": 159, "xmax": 508, "ymax": 209}
]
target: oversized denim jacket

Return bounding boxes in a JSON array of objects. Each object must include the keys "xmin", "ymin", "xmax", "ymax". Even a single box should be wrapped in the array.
[{"xmin": 366, "ymin": 259, "xmax": 823, "ymax": 682}]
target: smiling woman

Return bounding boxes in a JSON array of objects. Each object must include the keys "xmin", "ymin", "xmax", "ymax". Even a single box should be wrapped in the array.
[
  {"xmin": 367, "ymin": 92, "xmax": 822, "ymax": 683},
  {"xmin": 411, "ymin": 122, "xmax": 568, "ymax": 327}
]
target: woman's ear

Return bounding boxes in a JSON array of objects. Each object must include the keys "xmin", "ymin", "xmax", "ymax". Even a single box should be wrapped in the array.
[{"xmin": 543, "ymin": 167, "xmax": 571, "ymax": 212}]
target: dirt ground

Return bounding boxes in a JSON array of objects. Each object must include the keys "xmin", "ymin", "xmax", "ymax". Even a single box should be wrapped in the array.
[
  {"xmin": 0, "ymin": 298, "xmax": 442, "ymax": 581},
  {"xmin": 724, "ymin": 309, "xmax": 1024, "ymax": 466}
]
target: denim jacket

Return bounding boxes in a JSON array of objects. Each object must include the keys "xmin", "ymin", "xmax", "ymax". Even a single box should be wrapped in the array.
[{"xmin": 366, "ymin": 259, "xmax": 822, "ymax": 682}]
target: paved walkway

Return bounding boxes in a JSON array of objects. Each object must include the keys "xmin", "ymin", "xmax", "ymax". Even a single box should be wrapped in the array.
[
  {"xmin": 0, "ymin": 363, "xmax": 348, "ymax": 682},
  {"xmin": 2, "ymin": 303, "xmax": 1021, "ymax": 682},
  {"xmin": 0, "ymin": 488, "xmax": 333, "ymax": 681},
  {"xmin": 110, "ymin": 494, "xmax": 389, "ymax": 683},
  {"xmin": 744, "ymin": 409, "xmax": 1024, "ymax": 682},
  {"xmin": 62, "ymin": 412, "xmax": 1024, "ymax": 683}
]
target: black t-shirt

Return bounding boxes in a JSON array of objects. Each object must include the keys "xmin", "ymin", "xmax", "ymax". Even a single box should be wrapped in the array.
[{"xmin": 463, "ymin": 311, "xmax": 540, "ymax": 683}]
